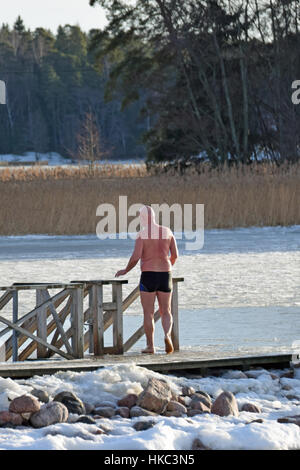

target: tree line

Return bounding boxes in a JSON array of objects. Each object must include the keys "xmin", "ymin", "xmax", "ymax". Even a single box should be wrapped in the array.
[
  {"xmin": 90, "ymin": 0, "xmax": 300, "ymax": 166},
  {"xmin": 1, "ymin": 1, "xmax": 300, "ymax": 166},
  {"xmin": 0, "ymin": 16, "xmax": 147, "ymax": 160}
]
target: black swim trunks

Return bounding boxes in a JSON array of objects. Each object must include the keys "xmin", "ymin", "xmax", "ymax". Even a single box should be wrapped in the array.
[{"xmin": 139, "ymin": 271, "xmax": 172, "ymax": 293}]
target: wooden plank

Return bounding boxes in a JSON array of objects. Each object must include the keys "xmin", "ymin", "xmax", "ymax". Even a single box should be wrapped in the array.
[
  {"xmin": 123, "ymin": 309, "xmax": 161, "ymax": 352},
  {"xmin": 47, "ymin": 295, "xmax": 73, "ymax": 355},
  {"xmin": 12, "ymin": 290, "xmax": 18, "ymax": 362},
  {"xmin": 47, "ymin": 304, "xmax": 90, "ymax": 357},
  {"xmin": 9, "ymin": 291, "xmax": 71, "ymax": 361},
  {"xmin": 36, "ymin": 289, "xmax": 47, "ymax": 359},
  {"xmin": 112, "ymin": 283, "xmax": 123, "ymax": 354},
  {"xmin": 91, "ymin": 284, "xmax": 104, "ymax": 356},
  {"xmin": 122, "ymin": 285, "xmax": 140, "ymax": 312},
  {"xmin": 41, "ymin": 290, "xmax": 73, "ymax": 356},
  {"xmin": 71, "ymin": 287, "xmax": 84, "ymax": 358},
  {"xmin": 103, "ymin": 302, "xmax": 116, "ymax": 311},
  {"xmin": 0, "ymin": 290, "xmax": 12, "ymax": 310},
  {"xmin": 0, "ymin": 315, "xmax": 73, "ymax": 360},
  {"xmin": 0, "ymin": 353, "xmax": 293, "ymax": 379},
  {"xmin": 0, "ymin": 289, "xmax": 70, "ymax": 339},
  {"xmin": 171, "ymin": 280, "xmax": 180, "ymax": 351}
]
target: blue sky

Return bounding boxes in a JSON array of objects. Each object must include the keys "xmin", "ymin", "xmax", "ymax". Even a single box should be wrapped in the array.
[{"xmin": 1, "ymin": 0, "xmax": 107, "ymax": 33}]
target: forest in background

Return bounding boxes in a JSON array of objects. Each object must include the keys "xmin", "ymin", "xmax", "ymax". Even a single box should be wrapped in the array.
[
  {"xmin": 0, "ymin": 16, "xmax": 148, "ymax": 160},
  {"xmin": 1, "ymin": 0, "xmax": 300, "ymax": 167}
]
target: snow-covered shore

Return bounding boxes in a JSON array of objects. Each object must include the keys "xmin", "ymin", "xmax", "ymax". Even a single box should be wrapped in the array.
[{"xmin": 0, "ymin": 363, "xmax": 299, "ymax": 450}]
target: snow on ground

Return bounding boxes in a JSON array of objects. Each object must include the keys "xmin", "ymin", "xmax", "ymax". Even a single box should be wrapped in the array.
[
  {"xmin": 0, "ymin": 363, "xmax": 299, "ymax": 450},
  {"xmin": 0, "ymin": 152, "xmax": 144, "ymax": 167}
]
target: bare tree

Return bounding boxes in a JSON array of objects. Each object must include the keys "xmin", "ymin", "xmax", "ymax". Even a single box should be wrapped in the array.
[{"xmin": 76, "ymin": 111, "xmax": 109, "ymax": 168}]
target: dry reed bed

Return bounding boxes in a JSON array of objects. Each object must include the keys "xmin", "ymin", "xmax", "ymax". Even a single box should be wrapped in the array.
[{"xmin": 0, "ymin": 162, "xmax": 299, "ymax": 235}]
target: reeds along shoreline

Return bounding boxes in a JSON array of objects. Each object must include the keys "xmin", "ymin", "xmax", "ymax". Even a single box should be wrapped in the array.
[{"xmin": 0, "ymin": 162, "xmax": 299, "ymax": 235}]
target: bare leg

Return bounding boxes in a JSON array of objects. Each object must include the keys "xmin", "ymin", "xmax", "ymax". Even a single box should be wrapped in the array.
[
  {"xmin": 140, "ymin": 291, "xmax": 156, "ymax": 353},
  {"xmin": 156, "ymin": 290, "xmax": 174, "ymax": 354}
]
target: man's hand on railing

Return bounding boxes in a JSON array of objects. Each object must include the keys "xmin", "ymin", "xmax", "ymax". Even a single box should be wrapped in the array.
[{"xmin": 115, "ymin": 269, "xmax": 127, "ymax": 277}]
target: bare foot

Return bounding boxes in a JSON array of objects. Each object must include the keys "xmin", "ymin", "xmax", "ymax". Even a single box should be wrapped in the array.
[
  {"xmin": 164, "ymin": 336, "xmax": 174, "ymax": 354},
  {"xmin": 141, "ymin": 347, "xmax": 155, "ymax": 354}
]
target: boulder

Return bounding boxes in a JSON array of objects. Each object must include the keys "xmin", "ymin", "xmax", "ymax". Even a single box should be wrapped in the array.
[
  {"xmin": 241, "ymin": 403, "xmax": 261, "ymax": 413},
  {"xmin": 130, "ymin": 406, "xmax": 157, "ymax": 418},
  {"xmin": 30, "ymin": 389, "xmax": 49, "ymax": 404},
  {"xmin": 93, "ymin": 407, "xmax": 116, "ymax": 418},
  {"xmin": 277, "ymin": 415, "xmax": 300, "ymax": 426},
  {"xmin": 187, "ymin": 407, "xmax": 210, "ymax": 417},
  {"xmin": 116, "ymin": 407, "xmax": 130, "ymax": 419},
  {"xmin": 117, "ymin": 394, "xmax": 138, "ymax": 409},
  {"xmin": 181, "ymin": 386, "xmax": 196, "ymax": 397},
  {"xmin": 191, "ymin": 438, "xmax": 211, "ymax": 450},
  {"xmin": 190, "ymin": 400, "xmax": 211, "ymax": 413},
  {"xmin": 245, "ymin": 419, "xmax": 264, "ymax": 424},
  {"xmin": 166, "ymin": 401, "xmax": 187, "ymax": 415},
  {"xmin": 190, "ymin": 393, "xmax": 212, "ymax": 410},
  {"xmin": 211, "ymin": 391, "xmax": 239, "ymax": 417},
  {"xmin": 83, "ymin": 403, "xmax": 95, "ymax": 415},
  {"xmin": 76, "ymin": 415, "xmax": 97, "ymax": 425},
  {"xmin": 0, "ymin": 410, "xmax": 23, "ymax": 426},
  {"xmin": 53, "ymin": 391, "xmax": 85, "ymax": 415},
  {"xmin": 164, "ymin": 410, "xmax": 184, "ymax": 417},
  {"xmin": 133, "ymin": 420, "xmax": 156, "ymax": 431},
  {"xmin": 137, "ymin": 378, "xmax": 172, "ymax": 414},
  {"xmin": 9, "ymin": 394, "xmax": 40, "ymax": 415},
  {"xmin": 30, "ymin": 401, "xmax": 68, "ymax": 428}
]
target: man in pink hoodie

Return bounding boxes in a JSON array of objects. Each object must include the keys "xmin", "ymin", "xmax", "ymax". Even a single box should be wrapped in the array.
[{"xmin": 115, "ymin": 205, "xmax": 178, "ymax": 354}]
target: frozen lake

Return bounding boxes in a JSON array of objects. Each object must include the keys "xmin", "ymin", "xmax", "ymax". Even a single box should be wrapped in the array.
[{"xmin": 0, "ymin": 225, "xmax": 299, "ymax": 357}]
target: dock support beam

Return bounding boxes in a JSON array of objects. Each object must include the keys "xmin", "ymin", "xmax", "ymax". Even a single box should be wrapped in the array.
[
  {"xmin": 112, "ymin": 283, "xmax": 123, "ymax": 354},
  {"xmin": 71, "ymin": 286, "xmax": 84, "ymax": 358},
  {"xmin": 12, "ymin": 290, "xmax": 18, "ymax": 362}
]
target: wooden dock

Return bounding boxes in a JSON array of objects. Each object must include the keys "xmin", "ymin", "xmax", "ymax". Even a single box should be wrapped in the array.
[
  {"xmin": 0, "ymin": 278, "xmax": 183, "ymax": 363},
  {"xmin": 0, "ymin": 351, "xmax": 296, "ymax": 379},
  {"xmin": 0, "ymin": 277, "xmax": 297, "ymax": 380}
]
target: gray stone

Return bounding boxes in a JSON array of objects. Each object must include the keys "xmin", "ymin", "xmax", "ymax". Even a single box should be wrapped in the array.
[
  {"xmin": 181, "ymin": 386, "xmax": 196, "ymax": 397},
  {"xmin": 53, "ymin": 391, "xmax": 85, "ymax": 415},
  {"xmin": 190, "ymin": 393, "xmax": 212, "ymax": 410},
  {"xmin": 211, "ymin": 391, "xmax": 239, "ymax": 417},
  {"xmin": 277, "ymin": 415, "xmax": 300, "ymax": 426},
  {"xmin": 130, "ymin": 406, "xmax": 157, "ymax": 418},
  {"xmin": 30, "ymin": 401, "xmax": 68, "ymax": 428},
  {"xmin": 166, "ymin": 401, "xmax": 187, "ymax": 415},
  {"xmin": 241, "ymin": 403, "xmax": 261, "ymax": 413},
  {"xmin": 133, "ymin": 420, "xmax": 156, "ymax": 432},
  {"xmin": 117, "ymin": 394, "xmax": 138, "ymax": 409},
  {"xmin": 93, "ymin": 407, "xmax": 116, "ymax": 418},
  {"xmin": 116, "ymin": 407, "xmax": 130, "ymax": 419},
  {"xmin": 30, "ymin": 389, "xmax": 50, "ymax": 404},
  {"xmin": 191, "ymin": 438, "xmax": 211, "ymax": 450},
  {"xmin": 187, "ymin": 408, "xmax": 210, "ymax": 417},
  {"xmin": 137, "ymin": 378, "xmax": 172, "ymax": 414},
  {"xmin": 83, "ymin": 402, "xmax": 95, "ymax": 415},
  {"xmin": 76, "ymin": 415, "xmax": 97, "ymax": 425}
]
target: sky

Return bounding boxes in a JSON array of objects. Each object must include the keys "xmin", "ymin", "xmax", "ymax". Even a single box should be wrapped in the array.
[{"xmin": 0, "ymin": 0, "xmax": 108, "ymax": 33}]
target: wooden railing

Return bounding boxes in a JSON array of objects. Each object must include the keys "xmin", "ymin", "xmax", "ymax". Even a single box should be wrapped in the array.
[{"xmin": 0, "ymin": 278, "xmax": 184, "ymax": 362}]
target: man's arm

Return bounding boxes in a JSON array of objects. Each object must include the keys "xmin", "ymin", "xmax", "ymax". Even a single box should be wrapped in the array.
[
  {"xmin": 115, "ymin": 235, "xmax": 143, "ymax": 277},
  {"xmin": 169, "ymin": 234, "xmax": 178, "ymax": 265}
]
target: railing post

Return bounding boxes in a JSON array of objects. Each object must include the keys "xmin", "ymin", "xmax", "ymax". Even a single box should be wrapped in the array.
[
  {"xmin": 90, "ymin": 283, "xmax": 104, "ymax": 356},
  {"xmin": 36, "ymin": 288, "xmax": 47, "ymax": 358},
  {"xmin": 171, "ymin": 280, "xmax": 180, "ymax": 351},
  {"xmin": 71, "ymin": 286, "xmax": 84, "ymax": 358},
  {"xmin": 12, "ymin": 289, "xmax": 18, "ymax": 362},
  {"xmin": 112, "ymin": 282, "xmax": 123, "ymax": 354}
]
